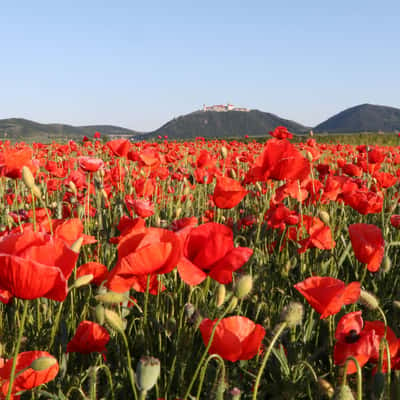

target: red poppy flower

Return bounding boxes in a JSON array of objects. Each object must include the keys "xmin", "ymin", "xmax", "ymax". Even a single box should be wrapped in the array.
[
  {"xmin": 66, "ymin": 321, "xmax": 110, "ymax": 354},
  {"xmin": 106, "ymin": 139, "xmax": 131, "ymax": 157},
  {"xmin": 363, "ymin": 321, "xmax": 398, "ymax": 363},
  {"xmin": 176, "ymin": 223, "xmax": 253, "ymax": 285},
  {"xmin": 199, "ymin": 316, "xmax": 265, "ymax": 362},
  {"xmin": 334, "ymin": 311, "xmax": 378, "ymax": 374},
  {"xmin": 212, "ymin": 176, "xmax": 248, "ymax": 209},
  {"xmin": 294, "ymin": 277, "xmax": 360, "ymax": 319},
  {"xmin": 76, "ymin": 262, "xmax": 108, "ymax": 286},
  {"xmin": 106, "ymin": 227, "xmax": 181, "ymax": 292},
  {"xmin": 269, "ymin": 126, "xmax": 293, "ymax": 140},
  {"xmin": 245, "ymin": 139, "xmax": 310, "ymax": 183},
  {"xmin": 78, "ymin": 156, "xmax": 104, "ymax": 173},
  {"xmin": 1, "ymin": 148, "xmax": 38, "ymax": 179},
  {"xmin": 0, "ymin": 228, "xmax": 79, "ymax": 301},
  {"xmin": 349, "ymin": 224, "xmax": 384, "ymax": 272},
  {"xmin": 130, "ymin": 199, "xmax": 155, "ymax": 218},
  {"xmin": 0, "ymin": 351, "xmax": 58, "ymax": 396},
  {"xmin": 94, "ymin": 131, "xmax": 101, "ymax": 139}
]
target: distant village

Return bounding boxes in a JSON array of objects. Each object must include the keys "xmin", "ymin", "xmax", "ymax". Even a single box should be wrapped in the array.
[{"xmin": 202, "ymin": 103, "xmax": 250, "ymax": 112}]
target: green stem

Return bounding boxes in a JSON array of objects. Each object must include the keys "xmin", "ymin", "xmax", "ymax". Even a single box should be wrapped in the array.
[
  {"xmin": 6, "ymin": 299, "xmax": 29, "ymax": 400},
  {"xmin": 196, "ymin": 354, "xmax": 225, "ymax": 399},
  {"xmin": 252, "ymin": 322, "xmax": 287, "ymax": 400},
  {"xmin": 120, "ymin": 331, "xmax": 138, "ymax": 400},
  {"xmin": 342, "ymin": 356, "xmax": 362, "ymax": 400}
]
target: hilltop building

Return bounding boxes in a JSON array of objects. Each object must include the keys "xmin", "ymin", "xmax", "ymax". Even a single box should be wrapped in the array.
[{"xmin": 202, "ymin": 103, "xmax": 250, "ymax": 112}]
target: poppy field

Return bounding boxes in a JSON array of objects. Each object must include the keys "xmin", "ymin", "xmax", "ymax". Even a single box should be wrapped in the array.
[{"xmin": 1, "ymin": 128, "xmax": 400, "ymax": 399}]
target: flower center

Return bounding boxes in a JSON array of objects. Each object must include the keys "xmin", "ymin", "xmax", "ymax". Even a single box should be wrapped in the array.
[{"xmin": 345, "ymin": 329, "xmax": 360, "ymax": 343}]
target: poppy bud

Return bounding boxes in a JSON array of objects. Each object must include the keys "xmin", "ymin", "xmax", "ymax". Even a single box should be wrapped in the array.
[
  {"xmin": 381, "ymin": 255, "xmax": 391, "ymax": 273},
  {"xmin": 70, "ymin": 237, "xmax": 84, "ymax": 253},
  {"xmin": 22, "ymin": 166, "xmax": 35, "ymax": 189},
  {"xmin": 317, "ymin": 378, "xmax": 334, "ymax": 398},
  {"xmin": 234, "ymin": 275, "xmax": 253, "ymax": 299},
  {"xmin": 226, "ymin": 296, "xmax": 238, "ymax": 313},
  {"xmin": 104, "ymin": 309, "xmax": 125, "ymax": 333},
  {"xmin": 184, "ymin": 303, "xmax": 195, "ymax": 319},
  {"xmin": 372, "ymin": 372, "xmax": 385, "ymax": 399},
  {"xmin": 318, "ymin": 210, "xmax": 330, "ymax": 225},
  {"xmin": 333, "ymin": 385, "xmax": 355, "ymax": 400},
  {"xmin": 31, "ymin": 184, "xmax": 42, "ymax": 199},
  {"xmin": 69, "ymin": 274, "xmax": 94, "ymax": 290},
  {"xmin": 221, "ymin": 146, "xmax": 228, "ymax": 159},
  {"xmin": 280, "ymin": 302, "xmax": 304, "ymax": 328},
  {"xmin": 101, "ymin": 189, "xmax": 108, "ymax": 201},
  {"xmin": 69, "ymin": 181, "xmax": 78, "ymax": 196},
  {"xmin": 175, "ymin": 207, "xmax": 182, "ymax": 219},
  {"xmin": 393, "ymin": 300, "xmax": 400, "ymax": 310},
  {"xmin": 359, "ymin": 289, "xmax": 379, "ymax": 310},
  {"xmin": 306, "ymin": 151, "xmax": 313, "ymax": 162},
  {"xmin": 136, "ymin": 356, "xmax": 160, "ymax": 392},
  {"xmin": 216, "ymin": 284, "xmax": 226, "ymax": 307},
  {"xmin": 95, "ymin": 291, "xmax": 129, "ymax": 304},
  {"xmin": 230, "ymin": 387, "xmax": 241, "ymax": 400},
  {"xmin": 95, "ymin": 304, "xmax": 105, "ymax": 325},
  {"xmin": 30, "ymin": 356, "xmax": 57, "ymax": 371}
]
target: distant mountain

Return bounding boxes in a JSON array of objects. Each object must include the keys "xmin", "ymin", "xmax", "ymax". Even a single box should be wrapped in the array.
[
  {"xmin": 0, "ymin": 118, "xmax": 139, "ymax": 140},
  {"xmin": 315, "ymin": 104, "xmax": 400, "ymax": 133},
  {"xmin": 147, "ymin": 110, "xmax": 309, "ymax": 139}
]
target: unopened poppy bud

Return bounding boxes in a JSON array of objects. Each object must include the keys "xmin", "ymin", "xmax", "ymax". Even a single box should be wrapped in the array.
[
  {"xmin": 255, "ymin": 182, "xmax": 262, "ymax": 193},
  {"xmin": 95, "ymin": 291, "xmax": 129, "ymax": 304},
  {"xmin": 184, "ymin": 303, "xmax": 195, "ymax": 319},
  {"xmin": 31, "ymin": 184, "xmax": 42, "ymax": 199},
  {"xmin": 234, "ymin": 275, "xmax": 253, "ymax": 299},
  {"xmin": 317, "ymin": 378, "xmax": 334, "ymax": 398},
  {"xmin": 221, "ymin": 146, "xmax": 228, "ymax": 159},
  {"xmin": 69, "ymin": 181, "xmax": 77, "ymax": 196},
  {"xmin": 101, "ymin": 189, "xmax": 108, "ymax": 201},
  {"xmin": 104, "ymin": 309, "xmax": 125, "ymax": 333},
  {"xmin": 22, "ymin": 166, "xmax": 35, "ymax": 189},
  {"xmin": 306, "ymin": 151, "xmax": 313, "ymax": 162},
  {"xmin": 372, "ymin": 371, "xmax": 385, "ymax": 399},
  {"xmin": 95, "ymin": 304, "xmax": 105, "ymax": 325},
  {"xmin": 136, "ymin": 356, "xmax": 160, "ymax": 392},
  {"xmin": 226, "ymin": 296, "xmax": 238, "ymax": 313},
  {"xmin": 183, "ymin": 186, "xmax": 191, "ymax": 196},
  {"xmin": 359, "ymin": 289, "xmax": 379, "ymax": 310},
  {"xmin": 394, "ymin": 300, "xmax": 400, "ymax": 310},
  {"xmin": 230, "ymin": 169, "xmax": 237, "ymax": 179},
  {"xmin": 175, "ymin": 207, "xmax": 182, "ymax": 219},
  {"xmin": 381, "ymin": 255, "xmax": 391, "ymax": 273},
  {"xmin": 70, "ymin": 236, "xmax": 84, "ymax": 253},
  {"xmin": 216, "ymin": 284, "xmax": 226, "ymax": 307},
  {"xmin": 280, "ymin": 302, "xmax": 304, "ymax": 328},
  {"xmin": 318, "ymin": 210, "xmax": 330, "ymax": 225},
  {"xmin": 230, "ymin": 387, "xmax": 241, "ymax": 400},
  {"xmin": 333, "ymin": 385, "xmax": 355, "ymax": 400},
  {"xmin": 30, "ymin": 356, "xmax": 57, "ymax": 371},
  {"xmin": 69, "ymin": 274, "xmax": 93, "ymax": 290}
]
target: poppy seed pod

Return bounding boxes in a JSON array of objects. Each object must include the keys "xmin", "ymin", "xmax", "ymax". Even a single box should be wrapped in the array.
[
  {"xmin": 230, "ymin": 387, "xmax": 241, "ymax": 400},
  {"xmin": 234, "ymin": 275, "xmax": 253, "ymax": 299},
  {"xmin": 136, "ymin": 356, "xmax": 160, "ymax": 392},
  {"xmin": 30, "ymin": 356, "xmax": 57, "ymax": 371}
]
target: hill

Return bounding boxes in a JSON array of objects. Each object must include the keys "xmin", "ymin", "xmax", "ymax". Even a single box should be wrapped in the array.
[
  {"xmin": 314, "ymin": 104, "xmax": 400, "ymax": 133},
  {"xmin": 0, "ymin": 118, "xmax": 139, "ymax": 140},
  {"xmin": 147, "ymin": 110, "xmax": 309, "ymax": 139}
]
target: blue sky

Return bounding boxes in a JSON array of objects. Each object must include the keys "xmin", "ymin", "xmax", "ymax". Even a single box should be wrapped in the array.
[{"xmin": 1, "ymin": 0, "xmax": 399, "ymax": 131}]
